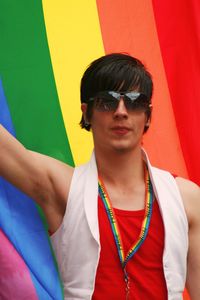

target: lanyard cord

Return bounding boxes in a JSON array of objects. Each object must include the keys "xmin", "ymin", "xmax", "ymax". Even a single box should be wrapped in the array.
[{"xmin": 98, "ymin": 167, "xmax": 154, "ymax": 270}]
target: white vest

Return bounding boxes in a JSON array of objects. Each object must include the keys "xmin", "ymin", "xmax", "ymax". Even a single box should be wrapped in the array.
[{"xmin": 51, "ymin": 151, "xmax": 188, "ymax": 300}]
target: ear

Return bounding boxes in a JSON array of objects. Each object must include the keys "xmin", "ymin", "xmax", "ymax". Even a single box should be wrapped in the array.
[
  {"xmin": 146, "ymin": 119, "xmax": 151, "ymax": 127},
  {"xmin": 144, "ymin": 115, "xmax": 151, "ymax": 133},
  {"xmin": 81, "ymin": 103, "xmax": 88, "ymax": 123},
  {"xmin": 145, "ymin": 106, "xmax": 152, "ymax": 127},
  {"xmin": 81, "ymin": 103, "xmax": 87, "ymax": 114}
]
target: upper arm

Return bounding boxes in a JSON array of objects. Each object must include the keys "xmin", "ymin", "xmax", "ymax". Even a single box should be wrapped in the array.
[
  {"xmin": 176, "ymin": 177, "xmax": 200, "ymax": 299},
  {"xmin": 0, "ymin": 125, "xmax": 74, "ymax": 231},
  {"xmin": 0, "ymin": 126, "xmax": 42, "ymax": 200}
]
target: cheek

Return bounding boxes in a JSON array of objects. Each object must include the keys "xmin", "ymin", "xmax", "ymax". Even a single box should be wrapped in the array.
[
  {"xmin": 90, "ymin": 115, "xmax": 102, "ymax": 134},
  {"xmin": 134, "ymin": 113, "xmax": 146, "ymax": 124},
  {"xmin": 133, "ymin": 116, "xmax": 147, "ymax": 134},
  {"xmin": 91, "ymin": 120, "xmax": 105, "ymax": 135},
  {"xmin": 91, "ymin": 115, "xmax": 112, "ymax": 142},
  {"xmin": 90, "ymin": 111, "xmax": 109, "ymax": 128}
]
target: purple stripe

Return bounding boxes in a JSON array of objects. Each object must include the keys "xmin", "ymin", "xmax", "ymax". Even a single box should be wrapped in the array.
[{"xmin": 0, "ymin": 230, "xmax": 38, "ymax": 300}]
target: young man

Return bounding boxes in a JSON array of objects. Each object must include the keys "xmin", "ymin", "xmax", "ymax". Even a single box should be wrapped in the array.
[{"xmin": 0, "ymin": 53, "xmax": 199, "ymax": 300}]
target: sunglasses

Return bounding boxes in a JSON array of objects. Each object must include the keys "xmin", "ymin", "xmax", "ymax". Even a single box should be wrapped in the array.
[{"xmin": 87, "ymin": 91, "xmax": 151, "ymax": 112}]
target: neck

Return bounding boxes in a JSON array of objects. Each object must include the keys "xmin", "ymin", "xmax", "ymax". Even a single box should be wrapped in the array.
[{"xmin": 95, "ymin": 146, "xmax": 145, "ymax": 187}]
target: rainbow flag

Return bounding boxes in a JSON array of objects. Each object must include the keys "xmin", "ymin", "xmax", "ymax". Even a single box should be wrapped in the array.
[
  {"xmin": 1, "ymin": 1, "xmax": 199, "ymax": 299},
  {"xmin": 0, "ymin": 80, "xmax": 63, "ymax": 299}
]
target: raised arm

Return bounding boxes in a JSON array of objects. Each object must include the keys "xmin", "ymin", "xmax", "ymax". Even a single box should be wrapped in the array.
[
  {"xmin": 176, "ymin": 177, "xmax": 200, "ymax": 300},
  {"xmin": 0, "ymin": 124, "xmax": 74, "ymax": 232}
]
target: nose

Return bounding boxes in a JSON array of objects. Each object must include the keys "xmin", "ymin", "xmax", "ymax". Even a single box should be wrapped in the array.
[{"xmin": 113, "ymin": 98, "xmax": 128, "ymax": 119}]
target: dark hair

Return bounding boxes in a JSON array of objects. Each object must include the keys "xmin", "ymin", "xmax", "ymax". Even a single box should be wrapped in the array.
[{"xmin": 80, "ymin": 53, "xmax": 153, "ymax": 132}]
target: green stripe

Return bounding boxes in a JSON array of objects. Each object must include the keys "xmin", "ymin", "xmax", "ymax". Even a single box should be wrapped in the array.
[{"xmin": 0, "ymin": 0, "xmax": 74, "ymax": 166}]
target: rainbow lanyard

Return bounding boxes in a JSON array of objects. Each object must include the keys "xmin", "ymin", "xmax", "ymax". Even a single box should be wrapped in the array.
[{"xmin": 98, "ymin": 168, "xmax": 154, "ymax": 276}]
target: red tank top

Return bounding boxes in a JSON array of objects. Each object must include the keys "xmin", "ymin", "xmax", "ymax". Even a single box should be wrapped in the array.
[{"xmin": 92, "ymin": 196, "xmax": 168, "ymax": 299}]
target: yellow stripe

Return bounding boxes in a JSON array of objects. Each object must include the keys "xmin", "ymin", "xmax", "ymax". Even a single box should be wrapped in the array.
[{"xmin": 42, "ymin": 0, "xmax": 105, "ymax": 165}]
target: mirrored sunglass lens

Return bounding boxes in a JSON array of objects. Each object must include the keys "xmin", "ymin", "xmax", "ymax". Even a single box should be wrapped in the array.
[
  {"xmin": 94, "ymin": 98, "xmax": 118, "ymax": 111},
  {"xmin": 108, "ymin": 91, "xmax": 121, "ymax": 100},
  {"xmin": 125, "ymin": 92, "xmax": 141, "ymax": 101},
  {"xmin": 124, "ymin": 94, "xmax": 149, "ymax": 110},
  {"xmin": 92, "ymin": 92, "xmax": 149, "ymax": 111}
]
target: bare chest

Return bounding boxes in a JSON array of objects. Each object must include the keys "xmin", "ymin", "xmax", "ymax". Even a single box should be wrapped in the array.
[{"xmin": 105, "ymin": 185, "xmax": 146, "ymax": 211}]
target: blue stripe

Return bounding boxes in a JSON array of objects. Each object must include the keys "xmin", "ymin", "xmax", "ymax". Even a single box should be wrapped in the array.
[{"xmin": 0, "ymin": 79, "xmax": 63, "ymax": 299}]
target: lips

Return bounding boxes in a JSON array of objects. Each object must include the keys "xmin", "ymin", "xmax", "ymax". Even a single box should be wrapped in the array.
[{"xmin": 111, "ymin": 126, "xmax": 130, "ymax": 135}]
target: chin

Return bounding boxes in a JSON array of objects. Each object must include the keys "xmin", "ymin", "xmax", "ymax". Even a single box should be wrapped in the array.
[
  {"xmin": 111, "ymin": 143, "xmax": 135, "ymax": 153},
  {"xmin": 110, "ymin": 138, "xmax": 142, "ymax": 152}
]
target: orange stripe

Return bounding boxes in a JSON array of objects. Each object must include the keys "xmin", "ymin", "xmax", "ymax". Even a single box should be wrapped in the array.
[{"xmin": 96, "ymin": 0, "xmax": 188, "ymax": 177}]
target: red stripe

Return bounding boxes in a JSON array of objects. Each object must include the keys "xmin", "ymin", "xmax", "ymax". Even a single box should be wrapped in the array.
[{"xmin": 152, "ymin": 0, "xmax": 200, "ymax": 185}]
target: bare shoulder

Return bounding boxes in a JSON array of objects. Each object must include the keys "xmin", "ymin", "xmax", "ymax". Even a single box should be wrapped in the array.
[
  {"xmin": 176, "ymin": 178, "xmax": 200, "ymax": 298},
  {"xmin": 175, "ymin": 177, "xmax": 200, "ymax": 225}
]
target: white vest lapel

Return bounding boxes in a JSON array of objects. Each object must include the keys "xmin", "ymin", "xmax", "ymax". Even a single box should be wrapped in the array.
[{"xmin": 83, "ymin": 152, "xmax": 100, "ymax": 245}]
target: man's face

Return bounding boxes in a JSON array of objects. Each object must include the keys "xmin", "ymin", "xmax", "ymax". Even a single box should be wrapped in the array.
[{"xmin": 81, "ymin": 95, "xmax": 149, "ymax": 155}]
